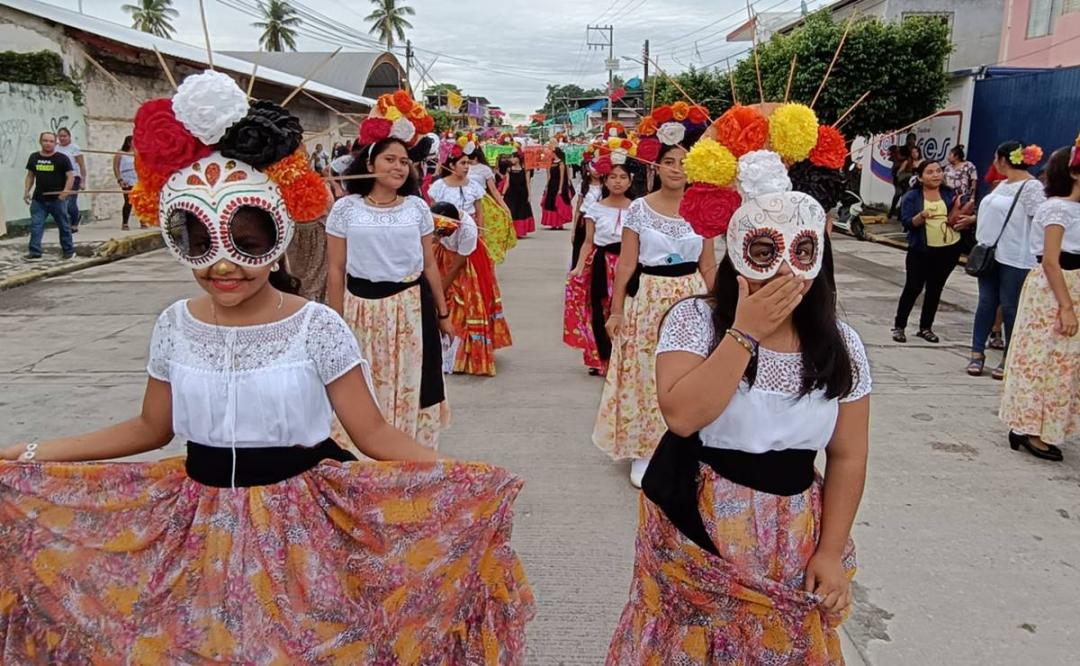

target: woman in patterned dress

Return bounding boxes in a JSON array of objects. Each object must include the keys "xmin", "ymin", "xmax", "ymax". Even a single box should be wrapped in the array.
[{"xmin": 467, "ymin": 148, "xmax": 517, "ymax": 263}]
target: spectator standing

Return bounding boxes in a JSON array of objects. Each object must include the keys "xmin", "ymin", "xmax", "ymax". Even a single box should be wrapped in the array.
[
  {"xmin": 112, "ymin": 135, "xmax": 139, "ymax": 230},
  {"xmin": 944, "ymin": 145, "xmax": 978, "ymax": 204},
  {"xmin": 311, "ymin": 143, "xmax": 330, "ymax": 173},
  {"xmin": 328, "ymin": 141, "xmax": 361, "ymax": 198},
  {"xmin": 23, "ymin": 131, "xmax": 75, "ymax": 261},
  {"xmin": 55, "ymin": 127, "xmax": 86, "ymax": 233}
]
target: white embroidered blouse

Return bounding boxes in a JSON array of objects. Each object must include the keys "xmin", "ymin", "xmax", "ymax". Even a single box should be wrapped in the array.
[
  {"xmin": 1031, "ymin": 198, "xmax": 1080, "ymax": 256},
  {"xmin": 325, "ymin": 195, "xmax": 433, "ymax": 282},
  {"xmin": 623, "ymin": 198, "xmax": 704, "ymax": 266},
  {"xmin": 440, "ymin": 212, "xmax": 479, "ymax": 256},
  {"xmin": 584, "ymin": 202, "xmax": 627, "ymax": 247},
  {"xmin": 656, "ymin": 298, "xmax": 872, "ymax": 454},
  {"xmin": 429, "ymin": 178, "xmax": 486, "ymax": 216},
  {"xmin": 467, "ymin": 163, "xmax": 494, "ymax": 191},
  {"xmin": 147, "ymin": 300, "xmax": 371, "ymax": 449}
]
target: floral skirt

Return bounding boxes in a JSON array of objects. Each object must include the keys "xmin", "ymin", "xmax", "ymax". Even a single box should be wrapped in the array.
[
  {"xmin": 333, "ymin": 287, "xmax": 450, "ymax": 450},
  {"xmin": 480, "ymin": 195, "xmax": 516, "ymax": 265},
  {"xmin": 1000, "ymin": 266, "xmax": 1080, "ymax": 445},
  {"xmin": 436, "ymin": 243, "xmax": 512, "ymax": 377},
  {"xmin": 541, "ymin": 197, "xmax": 573, "ymax": 229},
  {"xmin": 593, "ymin": 271, "xmax": 707, "ymax": 459},
  {"xmin": 606, "ymin": 469, "xmax": 855, "ymax": 665},
  {"xmin": 0, "ymin": 458, "xmax": 535, "ymax": 663},
  {"xmin": 563, "ymin": 247, "xmax": 619, "ymax": 372},
  {"xmin": 285, "ymin": 218, "xmax": 328, "ymax": 303}
]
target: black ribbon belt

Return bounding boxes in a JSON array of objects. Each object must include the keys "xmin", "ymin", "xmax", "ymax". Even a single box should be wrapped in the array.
[
  {"xmin": 626, "ymin": 261, "xmax": 699, "ymax": 298},
  {"xmin": 346, "ymin": 275, "xmax": 446, "ymax": 408},
  {"xmin": 589, "ymin": 242, "xmax": 622, "ymax": 362},
  {"xmin": 641, "ymin": 431, "xmax": 817, "ymax": 556},
  {"xmin": 1037, "ymin": 252, "xmax": 1080, "ymax": 271},
  {"xmin": 185, "ymin": 439, "xmax": 356, "ymax": 488}
]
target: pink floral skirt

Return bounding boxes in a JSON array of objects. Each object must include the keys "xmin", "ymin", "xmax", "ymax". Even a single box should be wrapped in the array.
[{"xmin": 563, "ymin": 246, "xmax": 619, "ymax": 372}]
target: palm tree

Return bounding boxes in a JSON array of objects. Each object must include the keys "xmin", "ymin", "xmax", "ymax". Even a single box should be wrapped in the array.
[
  {"xmin": 254, "ymin": 0, "xmax": 302, "ymax": 52},
  {"xmin": 121, "ymin": 0, "xmax": 179, "ymax": 39},
  {"xmin": 365, "ymin": 0, "xmax": 414, "ymax": 50}
]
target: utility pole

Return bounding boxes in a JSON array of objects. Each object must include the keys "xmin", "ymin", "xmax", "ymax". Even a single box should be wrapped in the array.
[
  {"xmin": 587, "ymin": 24, "xmax": 615, "ymax": 122},
  {"xmin": 642, "ymin": 39, "xmax": 649, "ymax": 87},
  {"xmin": 404, "ymin": 40, "xmax": 413, "ymax": 91}
]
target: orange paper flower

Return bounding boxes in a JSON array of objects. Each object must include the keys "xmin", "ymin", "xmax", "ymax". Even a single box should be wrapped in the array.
[
  {"xmin": 264, "ymin": 148, "xmax": 310, "ymax": 187},
  {"xmin": 712, "ymin": 105, "xmax": 768, "ymax": 157},
  {"xmin": 408, "ymin": 102, "xmax": 427, "ymax": 121},
  {"xmin": 637, "ymin": 116, "xmax": 658, "ymax": 137},
  {"xmin": 393, "ymin": 91, "xmax": 415, "ymax": 114},
  {"xmin": 376, "ymin": 94, "xmax": 393, "ymax": 115},
  {"xmin": 687, "ymin": 105, "xmax": 710, "ymax": 125},
  {"xmin": 809, "ymin": 125, "xmax": 848, "ymax": 170},
  {"xmin": 281, "ymin": 171, "xmax": 332, "ymax": 222},
  {"xmin": 671, "ymin": 101, "xmax": 690, "ymax": 121}
]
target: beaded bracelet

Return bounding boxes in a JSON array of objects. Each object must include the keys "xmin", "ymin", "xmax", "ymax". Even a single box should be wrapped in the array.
[{"xmin": 725, "ymin": 329, "xmax": 756, "ymax": 356}]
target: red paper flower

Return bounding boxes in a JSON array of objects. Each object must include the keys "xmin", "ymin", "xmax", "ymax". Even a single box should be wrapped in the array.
[
  {"xmin": 809, "ymin": 125, "xmax": 847, "ymax": 170},
  {"xmin": 592, "ymin": 155, "xmax": 613, "ymax": 176},
  {"xmin": 679, "ymin": 183, "xmax": 742, "ymax": 239},
  {"xmin": 688, "ymin": 105, "xmax": 710, "ymax": 125},
  {"xmin": 133, "ymin": 99, "xmax": 212, "ymax": 176},
  {"xmin": 359, "ymin": 117, "xmax": 393, "ymax": 146},
  {"xmin": 652, "ymin": 106, "xmax": 674, "ymax": 124},
  {"xmin": 393, "ymin": 91, "xmax": 415, "ymax": 114},
  {"xmin": 417, "ymin": 115, "xmax": 435, "ymax": 135},
  {"xmin": 712, "ymin": 105, "xmax": 768, "ymax": 157},
  {"xmin": 281, "ymin": 171, "xmax": 332, "ymax": 222},
  {"xmin": 636, "ymin": 137, "xmax": 661, "ymax": 163}
]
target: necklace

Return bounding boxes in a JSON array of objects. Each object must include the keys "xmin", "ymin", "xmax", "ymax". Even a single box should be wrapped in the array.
[{"xmin": 366, "ymin": 194, "xmax": 399, "ymax": 207}]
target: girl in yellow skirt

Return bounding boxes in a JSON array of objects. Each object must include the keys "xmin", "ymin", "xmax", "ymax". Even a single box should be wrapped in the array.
[
  {"xmin": 0, "ymin": 75, "xmax": 533, "ymax": 663},
  {"xmin": 465, "ymin": 140, "xmax": 517, "ymax": 264},
  {"xmin": 431, "ymin": 201, "xmax": 513, "ymax": 375},
  {"xmin": 1000, "ymin": 141, "xmax": 1080, "ymax": 461}
]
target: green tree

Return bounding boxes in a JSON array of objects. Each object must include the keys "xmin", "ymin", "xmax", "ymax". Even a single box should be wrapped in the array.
[
  {"xmin": 424, "ymin": 82, "xmax": 462, "ymax": 97},
  {"xmin": 647, "ymin": 66, "xmax": 734, "ymax": 119},
  {"xmin": 254, "ymin": 0, "xmax": 302, "ymax": 52},
  {"xmin": 537, "ymin": 83, "xmax": 605, "ymax": 116},
  {"xmin": 365, "ymin": 0, "xmax": 415, "ymax": 50},
  {"xmin": 428, "ymin": 108, "xmax": 455, "ymax": 134},
  {"xmin": 731, "ymin": 11, "xmax": 952, "ymax": 138},
  {"xmin": 121, "ymin": 0, "xmax": 179, "ymax": 39}
]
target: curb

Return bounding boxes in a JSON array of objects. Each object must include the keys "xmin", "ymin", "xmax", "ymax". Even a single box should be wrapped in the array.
[{"xmin": 0, "ymin": 231, "xmax": 163, "ymax": 292}]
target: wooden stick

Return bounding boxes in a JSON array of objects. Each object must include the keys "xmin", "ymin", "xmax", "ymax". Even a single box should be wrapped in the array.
[
  {"xmin": 727, "ymin": 58, "xmax": 739, "ymax": 106},
  {"xmin": 152, "ymin": 46, "xmax": 177, "ymax": 90},
  {"xmin": 326, "ymin": 173, "xmax": 376, "ymax": 181},
  {"xmin": 748, "ymin": 0, "xmax": 765, "ymax": 104},
  {"xmin": 45, "ymin": 189, "xmax": 128, "ymax": 195},
  {"xmin": 834, "ymin": 90, "xmax": 871, "ymax": 128},
  {"xmin": 281, "ymin": 47, "xmax": 343, "ymax": 107},
  {"xmin": 647, "ymin": 56, "xmax": 713, "ymax": 123},
  {"xmin": 81, "ymin": 149, "xmax": 134, "ymax": 156},
  {"xmin": 198, "ymin": 0, "xmax": 214, "ymax": 70},
  {"xmin": 83, "ymin": 53, "xmax": 142, "ymax": 105},
  {"xmin": 811, "ymin": 12, "xmax": 856, "ymax": 110},
  {"xmin": 301, "ymin": 90, "xmax": 365, "ymax": 122},
  {"xmin": 784, "ymin": 54, "xmax": 797, "ymax": 103},
  {"xmin": 247, "ymin": 52, "xmax": 261, "ymax": 98},
  {"xmin": 649, "ymin": 59, "xmax": 658, "ymax": 113}
]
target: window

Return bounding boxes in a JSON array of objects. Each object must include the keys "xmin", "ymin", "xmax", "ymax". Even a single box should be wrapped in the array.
[
  {"xmin": 1027, "ymin": 0, "xmax": 1063, "ymax": 38},
  {"xmin": 1065, "ymin": 0, "xmax": 1080, "ymax": 13}
]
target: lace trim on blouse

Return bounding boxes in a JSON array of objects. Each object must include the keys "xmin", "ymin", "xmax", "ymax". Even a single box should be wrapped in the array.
[
  {"xmin": 623, "ymin": 198, "xmax": 698, "ymax": 238},
  {"xmin": 325, "ymin": 195, "xmax": 434, "ymax": 236}
]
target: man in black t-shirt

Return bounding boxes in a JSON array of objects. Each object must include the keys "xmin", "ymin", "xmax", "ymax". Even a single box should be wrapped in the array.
[{"xmin": 23, "ymin": 131, "xmax": 75, "ymax": 261}]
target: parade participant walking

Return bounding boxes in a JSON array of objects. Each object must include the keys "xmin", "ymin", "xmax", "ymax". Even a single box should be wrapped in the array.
[
  {"xmin": 593, "ymin": 135, "xmax": 713, "ymax": 487},
  {"xmin": 429, "ymin": 145, "xmax": 487, "ymax": 241},
  {"xmin": 1000, "ymin": 141, "xmax": 1080, "ymax": 461},
  {"xmin": 571, "ymin": 161, "xmax": 603, "ymax": 268},
  {"xmin": 968, "ymin": 141, "xmax": 1046, "ymax": 379},
  {"xmin": 0, "ymin": 72, "xmax": 533, "ymax": 663},
  {"xmin": 326, "ymin": 91, "xmax": 453, "ymax": 449},
  {"xmin": 112, "ymin": 135, "xmax": 139, "ymax": 230},
  {"xmin": 465, "ymin": 139, "xmax": 517, "ymax": 263},
  {"xmin": 891, "ymin": 160, "xmax": 972, "ymax": 344},
  {"xmin": 502, "ymin": 151, "xmax": 535, "ymax": 239},
  {"xmin": 564, "ymin": 159, "xmax": 634, "ymax": 375},
  {"xmin": 55, "ymin": 127, "xmax": 86, "ymax": 233},
  {"xmin": 431, "ymin": 201, "xmax": 512, "ymax": 376},
  {"xmin": 541, "ymin": 147, "xmax": 574, "ymax": 230},
  {"xmin": 23, "ymin": 131, "xmax": 75, "ymax": 262}
]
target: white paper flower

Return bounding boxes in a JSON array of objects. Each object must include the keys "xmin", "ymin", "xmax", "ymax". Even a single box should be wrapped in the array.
[
  {"xmin": 611, "ymin": 149, "xmax": 628, "ymax": 166},
  {"xmin": 608, "ymin": 127, "xmax": 618, "ymax": 138},
  {"xmin": 736, "ymin": 150, "xmax": 791, "ymax": 199},
  {"xmin": 657, "ymin": 122, "xmax": 686, "ymax": 146},
  {"xmin": 171, "ymin": 71, "xmax": 249, "ymax": 145},
  {"xmin": 463, "ymin": 140, "xmax": 476, "ymax": 156},
  {"xmin": 390, "ymin": 117, "xmax": 416, "ymax": 143}
]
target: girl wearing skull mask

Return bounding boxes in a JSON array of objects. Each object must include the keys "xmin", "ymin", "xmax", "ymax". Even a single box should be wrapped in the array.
[{"xmin": 0, "ymin": 75, "xmax": 534, "ymax": 662}]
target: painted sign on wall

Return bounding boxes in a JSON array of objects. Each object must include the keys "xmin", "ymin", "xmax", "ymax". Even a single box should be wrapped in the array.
[{"xmin": 857, "ymin": 110, "xmax": 963, "ymax": 207}]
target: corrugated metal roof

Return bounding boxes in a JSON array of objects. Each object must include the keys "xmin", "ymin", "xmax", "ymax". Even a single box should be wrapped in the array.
[
  {"xmin": 1, "ymin": 0, "xmax": 375, "ymax": 106},
  {"xmin": 220, "ymin": 51, "xmax": 401, "ymax": 98}
]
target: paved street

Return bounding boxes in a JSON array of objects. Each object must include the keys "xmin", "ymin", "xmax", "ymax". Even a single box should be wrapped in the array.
[{"xmin": 1, "ymin": 223, "xmax": 1078, "ymax": 664}]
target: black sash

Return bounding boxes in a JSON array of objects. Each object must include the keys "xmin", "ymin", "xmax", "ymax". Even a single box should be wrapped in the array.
[
  {"xmin": 346, "ymin": 275, "xmax": 446, "ymax": 408},
  {"xmin": 641, "ymin": 431, "xmax": 817, "ymax": 556},
  {"xmin": 1038, "ymin": 252, "xmax": 1080, "ymax": 271},
  {"xmin": 185, "ymin": 439, "xmax": 356, "ymax": 488},
  {"xmin": 626, "ymin": 261, "xmax": 699, "ymax": 298},
  {"xmin": 590, "ymin": 242, "xmax": 621, "ymax": 362}
]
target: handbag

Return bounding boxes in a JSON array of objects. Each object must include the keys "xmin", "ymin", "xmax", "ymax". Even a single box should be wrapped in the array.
[{"xmin": 966, "ymin": 181, "xmax": 1028, "ymax": 278}]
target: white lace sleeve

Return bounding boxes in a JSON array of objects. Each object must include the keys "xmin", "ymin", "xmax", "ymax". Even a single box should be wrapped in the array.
[
  {"xmin": 414, "ymin": 197, "xmax": 435, "ymax": 236},
  {"xmin": 623, "ymin": 199, "xmax": 643, "ymax": 234},
  {"xmin": 839, "ymin": 322, "xmax": 872, "ymax": 403},
  {"xmin": 1037, "ymin": 198, "xmax": 1072, "ymax": 229},
  {"xmin": 452, "ymin": 214, "xmax": 479, "ymax": 256},
  {"xmin": 325, "ymin": 197, "xmax": 352, "ymax": 238},
  {"xmin": 305, "ymin": 304, "xmax": 363, "ymax": 385},
  {"xmin": 656, "ymin": 298, "xmax": 714, "ymax": 357},
  {"xmin": 146, "ymin": 303, "xmax": 179, "ymax": 382},
  {"xmin": 1020, "ymin": 181, "xmax": 1047, "ymax": 219}
]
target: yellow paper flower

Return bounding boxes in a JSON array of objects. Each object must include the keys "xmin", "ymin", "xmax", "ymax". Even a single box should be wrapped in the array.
[
  {"xmin": 384, "ymin": 106, "xmax": 403, "ymax": 121},
  {"xmin": 769, "ymin": 103, "xmax": 819, "ymax": 163},
  {"xmin": 684, "ymin": 138, "xmax": 737, "ymax": 187},
  {"xmin": 1009, "ymin": 147, "xmax": 1024, "ymax": 166},
  {"xmin": 607, "ymin": 137, "xmax": 622, "ymax": 150}
]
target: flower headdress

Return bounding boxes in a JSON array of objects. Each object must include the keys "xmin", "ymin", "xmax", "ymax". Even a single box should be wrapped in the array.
[
  {"xmin": 456, "ymin": 131, "xmax": 480, "ymax": 156},
  {"xmin": 1008, "ymin": 143, "xmax": 1044, "ymax": 167},
  {"xmin": 358, "ymin": 90, "xmax": 434, "ymax": 148},
  {"xmin": 604, "ymin": 121, "xmax": 627, "ymax": 139},
  {"xmin": 130, "ymin": 70, "xmax": 330, "ymax": 231}
]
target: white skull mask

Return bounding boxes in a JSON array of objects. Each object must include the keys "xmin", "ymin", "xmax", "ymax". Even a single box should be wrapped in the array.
[
  {"xmin": 725, "ymin": 191, "xmax": 827, "ymax": 280},
  {"xmin": 160, "ymin": 152, "xmax": 292, "ymax": 269}
]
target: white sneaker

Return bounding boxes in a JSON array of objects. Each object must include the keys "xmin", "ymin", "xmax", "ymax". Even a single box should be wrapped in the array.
[{"xmin": 629, "ymin": 458, "xmax": 650, "ymax": 488}]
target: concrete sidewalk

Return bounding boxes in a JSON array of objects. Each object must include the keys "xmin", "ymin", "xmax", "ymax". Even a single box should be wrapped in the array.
[{"xmin": 0, "ymin": 229, "xmax": 1076, "ymax": 663}]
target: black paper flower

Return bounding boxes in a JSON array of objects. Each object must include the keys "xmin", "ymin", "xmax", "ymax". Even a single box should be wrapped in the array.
[
  {"xmin": 788, "ymin": 160, "xmax": 846, "ymax": 212},
  {"xmin": 218, "ymin": 100, "xmax": 303, "ymax": 169}
]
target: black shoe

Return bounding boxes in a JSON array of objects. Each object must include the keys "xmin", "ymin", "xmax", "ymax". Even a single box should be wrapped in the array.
[
  {"xmin": 588, "ymin": 368, "xmax": 602, "ymax": 376},
  {"xmin": 891, "ymin": 328, "xmax": 907, "ymax": 343},
  {"xmin": 23, "ymin": 254, "xmax": 42, "ymax": 262},
  {"xmin": 62, "ymin": 253, "xmax": 77, "ymax": 261},
  {"xmin": 70, "ymin": 226, "xmax": 79, "ymax": 233},
  {"xmin": 1009, "ymin": 431, "xmax": 1063, "ymax": 461},
  {"xmin": 916, "ymin": 329, "xmax": 940, "ymax": 343}
]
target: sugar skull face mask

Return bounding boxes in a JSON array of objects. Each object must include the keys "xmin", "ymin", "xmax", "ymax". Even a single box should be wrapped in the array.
[
  {"xmin": 160, "ymin": 153, "xmax": 292, "ymax": 269},
  {"xmin": 725, "ymin": 191, "xmax": 826, "ymax": 280}
]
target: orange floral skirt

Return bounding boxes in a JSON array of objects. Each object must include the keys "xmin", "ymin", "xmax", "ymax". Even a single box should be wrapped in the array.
[
  {"xmin": 435, "ymin": 242, "xmax": 512, "ymax": 376},
  {"xmin": 0, "ymin": 458, "xmax": 534, "ymax": 663}
]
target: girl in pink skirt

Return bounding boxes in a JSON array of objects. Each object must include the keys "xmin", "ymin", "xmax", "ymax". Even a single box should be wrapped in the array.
[{"xmin": 541, "ymin": 147, "xmax": 575, "ymax": 229}]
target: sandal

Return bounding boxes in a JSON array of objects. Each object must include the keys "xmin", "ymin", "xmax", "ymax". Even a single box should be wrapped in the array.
[
  {"xmin": 992, "ymin": 364, "xmax": 1006, "ymax": 381},
  {"xmin": 966, "ymin": 355, "xmax": 985, "ymax": 377},
  {"xmin": 891, "ymin": 328, "xmax": 907, "ymax": 343},
  {"xmin": 988, "ymin": 331, "xmax": 1005, "ymax": 350},
  {"xmin": 916, "ymin": 329, "xmax": 940, "ymax": 343}
]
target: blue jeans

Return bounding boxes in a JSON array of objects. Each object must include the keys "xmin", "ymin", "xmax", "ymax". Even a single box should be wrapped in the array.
[
  {"xmin": 28, "ymin": 198, "xmax": 75, "ymax": 257},
  {"xmin": 66, "ymin": 176, "xmax": 81, "ymax": 228},
  {"xmin": 971, "ymin": 261, "xmax": 1029, "ymax": 356}
]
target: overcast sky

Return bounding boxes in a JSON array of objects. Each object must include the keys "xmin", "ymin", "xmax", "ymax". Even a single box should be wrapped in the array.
[{"xmin": 55, "ymin": 0, "xmax": 824, "ymax": 115}]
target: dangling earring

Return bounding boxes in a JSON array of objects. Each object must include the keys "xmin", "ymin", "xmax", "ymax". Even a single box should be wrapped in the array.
[{"xmin": 271, "ymin": 263, "xmax": 280, "ymax": 272}]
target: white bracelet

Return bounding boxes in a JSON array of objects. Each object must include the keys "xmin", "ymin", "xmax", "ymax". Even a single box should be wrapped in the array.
[{"xmin": 19, "ymin": 442, "xmax": 38, "ymax": 462}]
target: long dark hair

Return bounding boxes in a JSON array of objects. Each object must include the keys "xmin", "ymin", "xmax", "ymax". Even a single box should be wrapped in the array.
[
  {"xmin": 701, "ymin": 238, "xmax": 854, "ymax": 399},
  {"xmin": 600, "ymin": 164, "xmax": 638, "ymax": 200},
  {"xmin": 269, "ymin": 258, "xmax": 302, "ymax": 295},
  {"xmin": 120, "ymin": 135, "xmax": 133, "ymax": 152},
  {"xmin": 1044, "ymin": 145, "xmax": 1080, "ymax": 198},
  {"xmin": 995, "ymin": 140, "xmax": 1027, "ymax": 172},
  {"xmin": 344, "ymin": 138, "xmax": 418, "ymax": 197},
  {"xmin": 434, "ymin": 152, "xmax": 467, "ymax": 182}
]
